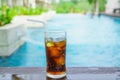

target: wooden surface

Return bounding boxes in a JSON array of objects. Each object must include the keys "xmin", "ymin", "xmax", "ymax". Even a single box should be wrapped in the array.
[{"xmin": 0, "ymin": 67, "xmax": 120, "ymax": 80}]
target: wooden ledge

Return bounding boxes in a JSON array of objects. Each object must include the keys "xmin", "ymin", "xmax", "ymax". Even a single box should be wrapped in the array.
[{"xmin": 0, "ymin": 67, "xmax": 120, "ymax": 80}]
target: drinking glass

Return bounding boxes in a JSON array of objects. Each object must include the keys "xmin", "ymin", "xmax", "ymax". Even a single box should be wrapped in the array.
[{"xmin": 45, "ymin": 30, "xmax": 66, "ymax": 79}]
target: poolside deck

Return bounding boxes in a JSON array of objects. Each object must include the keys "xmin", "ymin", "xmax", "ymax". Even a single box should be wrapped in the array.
[
  {"xmin": 102, "ymin": 12, "xmax": 120, "ymax": 18},
  {"xmin": 12, "ymin": 10, "xmax": 56, "ymax": 28}
]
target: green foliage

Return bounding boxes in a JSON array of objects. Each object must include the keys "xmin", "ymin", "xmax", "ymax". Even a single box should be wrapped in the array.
[
  {"xmin": 88, "ymin": 0, "xmax": 95, "ymax": 4},
  {"xmin": 53, "ymin": 0, "xmax": 106, "ymax": 13},
  {"xmin": 53, "ymin": 0, "xmax": 92, "ymax": 13},
  {"xmin": 99, "ymin": 0, "xmax": 106, "ymax": 12},
  {"xmin": 70, "ymin": 0, "xmax": 80, "ymax": 4},
  {"xmin": 0, "ymin": 4, "xmax": 13, "ymax": 26},
  {"xmin": 88, "ymin": 0, "xmax": 106, "ymax": 12},
  {"xmin": 16, "ymin": 6, "xmax": 47, "ymax": 15},
  {"xmin": 18, "ymin": 6, "xmax": 43, "ymax": 15},
  {"xmin": 0, "ymin": 4, "xmax": 48, "ymax": 26}
]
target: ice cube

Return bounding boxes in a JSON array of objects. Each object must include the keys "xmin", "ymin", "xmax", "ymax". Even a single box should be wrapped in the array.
[
  {"xmin": 56, "ymin": 37, "xmax": 65, "ymax": 42},
  {"xmin": 49, "ymin": 47, "xmax": 61, "ymax": 57},
  {"xmin": 57, "ymin": 47, "xmax": 62, "ymax": 51},
  {"xmin": 46, "ymin": 42, "xmax": 54, "ymax": 47},
  {"xmin": 55, "ymin": 40, "xmax": 66, "ymax": 47},
  {"xmin": 46, "ymin": 37, "xmax": 53, "ymax": 42},
  {"xmin": 54, "ymin": 55, "xmax": 65, "ymax": 66}
]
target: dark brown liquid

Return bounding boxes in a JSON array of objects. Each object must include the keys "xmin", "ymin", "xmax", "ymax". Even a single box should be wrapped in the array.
[{"xmin": 45, "ymin": 40, "xmax": 66, "ymax": 75}]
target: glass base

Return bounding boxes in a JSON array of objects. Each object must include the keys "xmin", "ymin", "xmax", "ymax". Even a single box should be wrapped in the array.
[{"xmin": 47, "ymin": 73, "xmax": 66, "ymax": 79}]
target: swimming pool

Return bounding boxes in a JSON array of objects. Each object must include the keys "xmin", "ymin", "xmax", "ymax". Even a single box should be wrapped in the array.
[{"xmin": 1, "ymin": 14, "xmax": 120, "ymax": 67}]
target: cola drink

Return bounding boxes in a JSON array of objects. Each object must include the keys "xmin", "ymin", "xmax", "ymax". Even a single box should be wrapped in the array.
[{"xmin": 45, "ymin": 31, "xmax": 66, "ymax": 78}]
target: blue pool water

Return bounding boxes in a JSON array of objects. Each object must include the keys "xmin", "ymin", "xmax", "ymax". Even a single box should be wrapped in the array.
[{"xmin": 1, "ymin": 14, "xmax": 120, "ymax": 67}]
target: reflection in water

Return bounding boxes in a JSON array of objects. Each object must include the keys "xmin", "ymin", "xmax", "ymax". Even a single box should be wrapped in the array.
[{"xmin": 46, "ymin": 76, "xmax": 68, "ymax": 80}]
